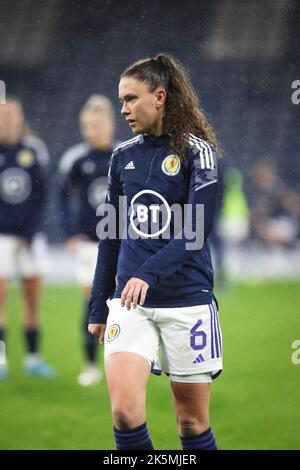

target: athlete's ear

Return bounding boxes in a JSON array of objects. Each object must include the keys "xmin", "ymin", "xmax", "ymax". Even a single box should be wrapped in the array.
[{"xmin": 155, "ymin": 88, "xmax": 167, "ymax": 110}]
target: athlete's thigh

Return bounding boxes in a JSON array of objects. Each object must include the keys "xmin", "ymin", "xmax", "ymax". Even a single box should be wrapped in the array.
[
  {"xmin": 18, "ymin": 234, "xmax": 50, "ymax": 278},
  {"xmin": 105, "ymin": 351, "xmax": 151, "ymax": 405},
  {"xmin": 105, "ymin": 351, "xmax": 151, "ymax": 428},
  {"xmin": 104, "ymin": 299, "xmax": 158, "ymax": 411},
  {"xmin": 171, "ymin": 381, "xmax": 211, "ymax": 422},
  {"xmin": 21, "ymin": 276, "xmax": 42, "ymax": 303}
]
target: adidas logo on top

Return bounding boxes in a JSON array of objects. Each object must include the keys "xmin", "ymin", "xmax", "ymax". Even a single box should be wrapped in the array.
[{"xmin": 125, "ymin": 161, "xmax": 135, "ymax": 170}]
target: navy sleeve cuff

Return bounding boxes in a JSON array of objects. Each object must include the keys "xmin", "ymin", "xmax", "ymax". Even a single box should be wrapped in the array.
[
  {"xmin": 88, "ymin": 294, "xmax": 110, "ymax": 324},
  {"xmin": 132, "ymin": 271, "xmax": 157, "ymax": 287}
]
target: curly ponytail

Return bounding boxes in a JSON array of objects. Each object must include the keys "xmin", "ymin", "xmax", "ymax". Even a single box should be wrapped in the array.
[{"xmin": 121, "ymin": 52, "xmax": 220, "ymax": 160}]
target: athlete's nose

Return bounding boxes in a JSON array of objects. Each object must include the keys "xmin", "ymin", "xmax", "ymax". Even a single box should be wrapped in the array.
[{"xmin": 121, "ymin": 102, "xmax": 129, "ymax": 116}]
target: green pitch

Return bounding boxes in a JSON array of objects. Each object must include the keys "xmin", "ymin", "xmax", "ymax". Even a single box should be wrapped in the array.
[{"xmin": 0, "ymin": 281, "xmax": 299, "ymax": 450}]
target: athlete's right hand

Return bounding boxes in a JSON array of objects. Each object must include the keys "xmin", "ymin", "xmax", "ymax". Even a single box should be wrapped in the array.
[{"xmin": 88, "ymin": 324, "xmax": 106, "ymax": 344}]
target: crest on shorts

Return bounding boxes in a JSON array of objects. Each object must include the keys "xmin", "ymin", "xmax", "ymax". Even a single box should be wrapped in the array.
[
  {"xmin": 106, "ymin": 324, "xmax": 120, "ymax": 342},
  {"xmin": 161, "ymin": 155, "xmax": 180, "ymax": 176},
  {"xmin": 17, "ymin": 150, "xmax": 34, "ymax": 167}
]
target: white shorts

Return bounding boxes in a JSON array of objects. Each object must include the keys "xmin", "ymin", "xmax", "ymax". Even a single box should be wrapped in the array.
[
  {"xmin": 104, "ymin": 298, "xmax": 223, "ymax": 382},
  {"xmin": 0, "ymin": 233, "xmax": 50, "ymax": 279},
  {"xmin": 74, "ymin": 241, "xmax": 98, "ymax": 286}
]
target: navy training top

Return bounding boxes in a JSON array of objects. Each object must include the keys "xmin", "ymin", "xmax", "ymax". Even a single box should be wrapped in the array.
[
  {"xmin": 0, "ymin": 135, "xmax": 49, "ymax": 241},
  {"xmin": 89, "ymin": 133, "xmax": 219, "ymax": 324}
]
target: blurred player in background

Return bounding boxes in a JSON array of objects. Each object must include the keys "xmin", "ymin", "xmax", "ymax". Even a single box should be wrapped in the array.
[
  {"xmin": 58, "ymin": 95, "xmax": 115, "ymax": 386},
  {"xmin": 249, "ymin": 160, "xmax": 300, "ymax": 246},
  {"xmin": 0, "ymin": 97, "xmax": 55, "ymax": 379},
  {"xmin": 89, "ymin": 54, "xmax": 222, "ymax": 450}
]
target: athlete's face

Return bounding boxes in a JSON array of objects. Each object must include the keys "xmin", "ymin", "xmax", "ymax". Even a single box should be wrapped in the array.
[
  {"xmin": 80, "ymin": 109, "xmax": 114, "ymax": 150},
  {"xmin": 119, "ymin": 76, "xmax": 166, "ymax": 136},
  {"xmin": 0, "ymin": 100, "xmax": 25, "ymax": 146}
]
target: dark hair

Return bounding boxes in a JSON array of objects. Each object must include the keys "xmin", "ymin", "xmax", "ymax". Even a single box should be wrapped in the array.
[{"xmin": 121, "ymin": 52, "xmax": 220, "ymax": 160}]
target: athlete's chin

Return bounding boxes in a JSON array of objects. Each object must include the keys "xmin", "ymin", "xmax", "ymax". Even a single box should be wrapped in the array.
[{"xmin": 130, "ymin": 126, "xmax": 142, "ymax": 135}]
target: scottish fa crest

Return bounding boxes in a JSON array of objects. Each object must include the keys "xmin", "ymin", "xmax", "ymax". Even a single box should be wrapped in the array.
[
  {"xmin": 17, "ymin": 150, "xmax": 34, "ymax": 167},
  {"xmin": 161, "ymin": 154, "xmax": 180, "ymax": 176},
  {"xmin": 106, "ymin": 324, "xmax": 121, "ymax": 342}
]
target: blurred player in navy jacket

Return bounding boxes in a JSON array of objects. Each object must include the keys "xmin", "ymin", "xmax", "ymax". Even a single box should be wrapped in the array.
[
  {"xmin": 0, "ymin": 97, "xmax": 55, "ymax": 379},
  {"xmin": 88, "ymin": 54, "xmax": 222, "ymax": 450},
  {"xmin": 58, "ymin": 95, "xmax": 115, "ymax": 386}
]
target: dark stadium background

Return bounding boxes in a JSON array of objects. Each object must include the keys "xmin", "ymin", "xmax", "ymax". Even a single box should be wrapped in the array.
[
  {"xmin": 0, "ymin": 0, "xmax": 299, "ymax": 451},
  {"xmin": 1, "ymin": 0, "xmax": 299, "ymax": 241}
]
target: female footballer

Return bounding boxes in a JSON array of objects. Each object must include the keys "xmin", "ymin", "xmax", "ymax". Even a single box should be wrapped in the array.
[
  {"xmin": 58, "ymin": 95, "xmax": 115, "ymax": 386},
  {"xmin": 88, "ymin": 53, "xmax": 222, "ymax": 450},
  {"xmin": 0, "ymin": 97, "xmax": 55, "ymax": 379}
]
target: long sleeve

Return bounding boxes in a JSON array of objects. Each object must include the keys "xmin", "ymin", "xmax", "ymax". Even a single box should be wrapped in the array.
[
  {"xmin": 88, "ymin": 152, "xmax": 122, "ymax": 324},
  {"xmin": 133, "ymin": 149, "xmax": 218, "ymax": 287},
  {"xmin": 57, "ymin": 157, "xmax": 81, "ymax": 239},
  {"xmin": 21, "ymin": 166, "xmax": 48, "ymax": 241},
  {"xmin": 21, "ymin": 138, "xmax": 49, "ymax": 241}
]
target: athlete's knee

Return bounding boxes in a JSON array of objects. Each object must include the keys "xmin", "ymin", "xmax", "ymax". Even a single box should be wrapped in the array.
[
  {"xmin": 112, "ymin": 401, "xmax": 142, "ymax": 430},
  {"xmin": 177, "ymin": 413, "xmax": 209, "ymax": 437}
]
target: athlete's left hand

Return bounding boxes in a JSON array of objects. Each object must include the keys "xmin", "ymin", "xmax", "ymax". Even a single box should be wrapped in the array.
[{"xmin": 121, "ymin": 277, "xmax": 149, "ymax": 310}]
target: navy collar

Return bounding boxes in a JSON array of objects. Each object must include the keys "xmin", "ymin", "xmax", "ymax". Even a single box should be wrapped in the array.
[{"xmin": 141, "ymin": 134, "xmax": 170, "ymax": 147}]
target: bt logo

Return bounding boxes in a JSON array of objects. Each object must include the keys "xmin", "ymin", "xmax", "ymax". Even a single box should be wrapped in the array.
[
  {"xmin": 136, "ymin": 204, "xmax": 160, "ymax": 223},
  {"xmin": 130, "ymin": 190, "xmax": 171, "ymax": 238}
]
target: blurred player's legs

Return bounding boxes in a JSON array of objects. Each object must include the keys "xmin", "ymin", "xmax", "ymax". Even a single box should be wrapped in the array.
[
  {"xmin": 77, "ymin": 286, "xmax": 102, "ymax": 386},
  {"xmin": 18, "ymin": 236, "xmax": 56, "ymax": 377},
  {"xmin": 0, "ymin": 234, "xmax": 56, "ymax": 379},
  {"xmin": 0, "ymin": 278, "xmax": 8, "ymax": 379},
  {"xmin": 76, "ymin": 241, "xmax": 102, "ymax": 386},
  {"xmin": 0, "ymin": 235, "xmax": 17, "ymax": 379},
  {"xmin": 21, "ymin": 276, "xmax": 56, "ymax": 378},
  {"xmin": 105, "ymin": 352, "xmax": 153, "ymax": 450},
  {"xmin": 59, "ymin": 96, "xmax": 115, "ymax": 386}
]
